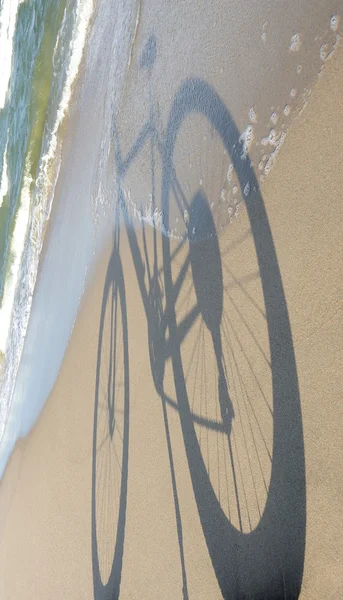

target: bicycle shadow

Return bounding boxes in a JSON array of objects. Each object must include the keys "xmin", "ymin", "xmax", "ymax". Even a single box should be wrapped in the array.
[
  {"xmin": 91, "ymin": 53, "xmax": 306, "ymax": 599},
  {"xmin": 160, "ymin": 79, "xmax": 306, "ymax": 599},
  {"xmin": 91, "ymin": 232, "xmax": 130, "ymax": 600}
]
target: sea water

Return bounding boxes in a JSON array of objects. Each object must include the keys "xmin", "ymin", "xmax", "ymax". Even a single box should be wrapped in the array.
[
  {"xmin": 0, "ymin": 0, "xmax": 95, "ymax": 471},
  {"xmin": 0, "ymin": 0, "xmax": 141, "ymax": 479}
]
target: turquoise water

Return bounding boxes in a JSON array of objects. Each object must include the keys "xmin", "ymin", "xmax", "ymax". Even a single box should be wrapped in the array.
[
  {"xmin": 0, "ymin": 0, "xmax": 65, "ymax": 311},
  {"xmin": 0, "ymin": 0, "xmax": 95, "ymax": 441}
]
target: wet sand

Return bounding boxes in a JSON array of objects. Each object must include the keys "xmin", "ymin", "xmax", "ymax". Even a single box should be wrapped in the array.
[{"xmin": 1, "ymin": 7, "xmax": 343, "ymax": 600}]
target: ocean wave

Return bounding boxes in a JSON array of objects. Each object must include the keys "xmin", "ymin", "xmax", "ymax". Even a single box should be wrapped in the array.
[
  {"xmin": 0, "ymin": 0, "xmax": 26, "ymax": 110},
  {"xmin": 35, "ymin": 0, "xmax": 95, "ymax": 226},
  {"xmin": 0, "ymin": 165, "xmax": 32, "ymax": 440},
  {"xmin": 0, "ymin": 0, "xmax": 95, "ymax": 439},
  {"xmin": 0, "ymin": 134, "xmax": 9, "ymax": 209},
  {"xmin": 0, "ymin": 160, "xmax": 32, "ymax": 356}
]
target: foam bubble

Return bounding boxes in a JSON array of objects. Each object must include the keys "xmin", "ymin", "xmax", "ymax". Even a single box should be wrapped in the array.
[
  {"xmin": 220, "ymin": 188, "xmax": 228, "ymax": 202},
  {"xmin": 284, "ymin": 105, "xmax": 291, "ymax": 116},
  {"xmin": 261, "ymin": 129, "xmax": 280, "ymax": 147},
  {"xmin": 296, "ymin": 64, "xmax": 303, "ymax": 74},
  {"xmin": 239, "ymin": 124, "xmax": 254, "ymax": 159},
  {"xmin": 270, "ymin": 111, "xmax": 278, "ymax": 125},
  {"xmin": 289, "ymin": 34, "xmax": 301, "ymax": 52},
  {"xmin": 226, "ymin": 163, "xmax": 234, "ymax": 183},
  {"xmin": 290, "ymin": 88, "xmax": 297, "ymax": 98},
  {"xmin": 320, "ymin": 44, "xmax": 329, "ymax": 61},
  {"xmin": 262, "ymin": 132, "xmax": 286, "ymax": 178},
  {"xmin": 243, "ymin": 182, "xmax": 250, "ymax": 197},
  {"xmin": 249, "ymin": 107, "xmax": 257, "ymax": 123},
  {"xmin": 330, "ymin": 15, "xmax": 340, "ymax": 32}
]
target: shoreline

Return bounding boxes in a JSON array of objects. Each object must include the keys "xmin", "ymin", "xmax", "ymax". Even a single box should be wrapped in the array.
[
  {"xmin": 0, "ymin": 0, "xmax": 141, "ymax": 478},
  {"xmin": 0, "ymin": 0, "xmax": 98, "ymax": 470}
]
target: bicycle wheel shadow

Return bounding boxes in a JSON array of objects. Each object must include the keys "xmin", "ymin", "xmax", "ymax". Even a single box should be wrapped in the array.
[
  {"xmin": 161, "ymin": 79, "xmax": 306, "ymax": 600},
  {"xmin": 91, "ymin": 234, "xmax": 130, "ymax": 600}
]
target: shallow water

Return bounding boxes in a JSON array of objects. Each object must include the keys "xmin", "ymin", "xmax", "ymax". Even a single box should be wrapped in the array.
[
  {"xmin": 0, "ymin": 0, "xmax": 139, "ymax": 478},
  {"xmin": 0, "ymin": 0, "xmax": 95, "ymax": 449}
]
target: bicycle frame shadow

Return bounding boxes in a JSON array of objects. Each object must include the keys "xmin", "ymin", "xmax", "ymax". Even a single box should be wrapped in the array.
[{"xmin": 91, "ymin": 60, "xmax": 306, "ymax": 598}]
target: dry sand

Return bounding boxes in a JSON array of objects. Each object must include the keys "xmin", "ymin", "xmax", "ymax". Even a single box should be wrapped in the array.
[{"xmin": 0, "ymin": 21, "xmax": 343, "ymax": 600}]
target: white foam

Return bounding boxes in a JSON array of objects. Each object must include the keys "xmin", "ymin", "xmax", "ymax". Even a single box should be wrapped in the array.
[
  {"xmin": 239, "ymin": 124, "xmax": 254, "ymax": 159},
  {"xmin": 289, "ymin": 34, "xmax": 301, "ymax": 52},
  {"xmin": 261, "ymin": 132, "xmax": 286, "ymax": 181},
  {"xmin": 36, "ymin": 0, "xmax": 95, "ymax": 219},
  {"xmin": 0, "ymin": 0, "xmax": 26, "ymax": 110},
  {"xmin": 0, "ymin": 163, "xmax": 32, "ymax": 354},
  {"xmin": 243, "ymin": 182, "xmax": 250, "ymax": 197},
  {"xmin": 0, "ymin": 135, "xmax": 9, "ymax": 208},
  {"xmin": 220, "ymin": 188, "xmax": 227, "ymax": 202},
  {"xmin": 270, "ymin": 111, "xmax": 278, "ymax": 125},
  {"xmin": 31, "ymin": 0, "xmax": 95, "ymax": 253},
  {"xmin": 123, "ymin": 186, "xmax": 173, "ymax": 237},
  {"xmin": 249, "ymin": 107, "xmax": 257, "ymax": 123},
  {"xmin": 58, "ymin": 0, "xmax": 94, "ymax": 124},
  {"xmin": 319, "ymin": 34, "xmax": 341, "ymax": 63},
  {"xmin": 320, "ymin": 44, "xmax": 329, "ymax": 61},
  {"xmin": 330, "ymin": 15, "xmax": 340, "ymax": 33},
  {"xmin": 261, "ymin": 128, "xmax": 280, "ymax": 147},
  {"xmin": 226, "ymin": 163, "xmax": 234, "ymax": 183}
]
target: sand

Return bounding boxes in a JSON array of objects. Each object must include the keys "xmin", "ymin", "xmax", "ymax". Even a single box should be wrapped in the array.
[{"xmin": 1, "ymin": 9, "xmax": 343, "ymax": 600}]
